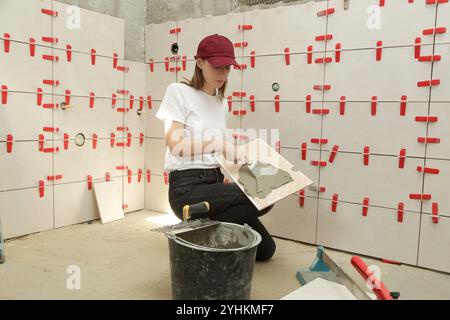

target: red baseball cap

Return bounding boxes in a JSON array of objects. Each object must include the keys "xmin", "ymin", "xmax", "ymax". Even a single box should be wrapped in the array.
[{"xmin": 194, "ymin": 34, "xmax": 239, "ymax": 68}]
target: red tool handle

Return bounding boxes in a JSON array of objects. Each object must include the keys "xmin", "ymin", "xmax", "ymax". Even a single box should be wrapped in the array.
[{"xmin": 351, "ymin": 256, "xmax": 393, "ymax": 300}]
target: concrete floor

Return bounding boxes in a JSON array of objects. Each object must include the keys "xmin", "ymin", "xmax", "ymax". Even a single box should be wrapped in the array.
[{"xmin": 1, "ymin": 210, "xmax": 450, "ymax": 300}]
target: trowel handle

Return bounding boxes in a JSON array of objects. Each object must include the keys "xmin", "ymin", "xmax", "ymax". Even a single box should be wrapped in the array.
[
  {"xmin": 351, "ymin": 256, "xmax": 393, "ymax": 300},
  {"xmin": 182, "ymin": 202, "xmax": 210, "ymax": 221}
]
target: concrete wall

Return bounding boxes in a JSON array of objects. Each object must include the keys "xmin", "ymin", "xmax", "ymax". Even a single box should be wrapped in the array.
[{"xmin": 147, "ymin": 0, "xmax": 327, "ymax": 24}]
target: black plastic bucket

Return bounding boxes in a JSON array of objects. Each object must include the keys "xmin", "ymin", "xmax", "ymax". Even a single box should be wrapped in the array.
[{"xmin": 167, "ymin": 222, "xmax": 262, "ymax": 300}]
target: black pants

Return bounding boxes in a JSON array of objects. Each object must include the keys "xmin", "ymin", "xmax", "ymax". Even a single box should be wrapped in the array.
[{"xmin": 168, "ymin": 167, "xmax": 276, "ymax": 262}]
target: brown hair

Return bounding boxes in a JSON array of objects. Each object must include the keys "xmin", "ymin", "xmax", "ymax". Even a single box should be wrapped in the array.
[{"xmin": 181, "ymin": 60, "xmax": 227, "ymax": 101}]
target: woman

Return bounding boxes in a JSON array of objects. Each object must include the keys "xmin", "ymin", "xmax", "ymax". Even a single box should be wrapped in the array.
[{"xmin": 156, "ymin": 34, "xmax": 276, "ymax": 262}]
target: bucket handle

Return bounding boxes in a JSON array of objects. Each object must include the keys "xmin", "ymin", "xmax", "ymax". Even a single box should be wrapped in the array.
[{"xmin": 167, "ymin": 223, "xmax": 262, "ymax": 252}]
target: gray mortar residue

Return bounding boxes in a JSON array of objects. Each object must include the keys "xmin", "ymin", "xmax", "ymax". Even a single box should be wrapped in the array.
[{"xmin": 238, "ymin": 161, "xmax": 293, "ymax": 199}]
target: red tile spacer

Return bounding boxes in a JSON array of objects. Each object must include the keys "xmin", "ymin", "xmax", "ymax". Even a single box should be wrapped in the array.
[
  {"xmin": 332, "ymin": 194, "xmax": 339, "ymax": 213},
  {"xmin": 164, "ymin": 172, "xmax": 169, "ymax": 185},
  {"xmin": 92, "ymin": 134, "xmax": 98, "ymax": 150},
  {"xmin": 1, "ymin": 85, "xmax": 8, "ymax": 105},
  {"xmin": 146, "ymin": 169, "xmax": 151, "ymax": 183},
  {"xmin": 311, "ymin": 138, "xmax": 328, "ymax": 144},
  {"xmin": 319, "ymin": 186, "xmax": 326, "ymax": 193},
  {"xmin": 106, "ymin": 172, "xmax": 111, "ymax": 182},
  {"xmin": 164, "ymin": 57, "xmax": 170, "ymax": 72},
  {"xmin": 110, "ymin": 133, "xmax": 116, "ymax": 148},
  {"xmin": 38, "ymin": 134, "xmax": 45, "ymax": 151},
  {"xmin": 127, "ymin": 170, "xmax": 132, "ymax": 184},
  {"xmin": 315, "ymin": 57, "xmax": 333, "ymax": 64},
  {"xmin": 307, "ymin": 46, "xmax": 313, "ymax": 65},
  {"xmin": 64, "ymin": 89, "xmax": 71, "ymax": 105},
  {"xmin": 274, "ymin": 95, "xmax": 280, "ymax": 113},
  {"xmin": 418, "ymin": 137, "xmax": 440, "ymax": 144},
  {"xmin": 284, "ymin": 48, "xmax": 291, "ymax": 65},
  {"xmin": 43, "ymin": 127, "xmax": 59, "ymax": 133},
  {"xmin": 117, "ymin": 90, "xmax": 129, "ymax": 95},
  {"xmin": 250, "ymin": 51, "xmax": 256, "ymax": 68},
  {"xmin": 112, "ymin": 94, "xmax": 117, "ymax": 107},
  {"xmin": 42, "ymin": 36, "xmax": 58, "ymax": 44},
  {"xmin": 423, "ymin": 27, "xmax": 447, "ymax": 35},
  {"xmin": 275, "ymin": 141, "xmax": 281, "ymax": 154},
  {"xmin": 299, "ymin": 190, "xmax": 305, "ymax": 207},
  {"xmin": 140, "ymin": 133, "xmax": 145, "ymax": 146},
  {"xmin": 169, "ymin": 27, "xmax": 181, "ymax": 34},
  {"xmin": 29, "ymin": 38, "xmax": 36, "ymax": 57},
  {"xmin": 381, "ymin": 259, "xmax": 402, "ymax": 265},
  {"xmin": 362, "ymin": 197, "xmax": 370, "ymax": 217},
  {"xmin": 42, "ymin": 147, "xmax": 59, "ymax": 153},
  {"xmin": 138, "ymin": 169, "xmax": 143, "ymax": 183},
  {"xmin": 116, "ymin": 166, "xmax": 128, "ymax": 171},
  {"xmin": 113, "ymin": 53, "xmax": 118, "ymax": 69},
  {"xmin": 3, "ymin": 33, "xmax": 10, "ymax": 53},
  {"xmin": 400, "ymin": 95, "xmax": 407, "ymax": 116},
  {"xmin": 379, "ymin": 0, "xmax": 385, "ymax": 6},
  {"xmin": 316, "ymin": 34, "xmax": 333, "ymax": 42},
  {"xmin": 117, "ymin": 127, "xmax": 129, "ymax": 132},
  {"xmin": 122, "ymin": 204, "xmax": 129, "ymax": 210},
  {"xmin": 63, "ymin": 133, "xmax": 69, "ymax": 150},
  {"xmin": 90, "ymin": 49, "xmax": 96, "ymax": 65},
  {"xmin": 41, "ymin": 9, "xmax": 58, "ymax": 17},
  {"xmin": 139, "ymin": 96, "xmax": 144, "ymax": 111},
  {"xmin": 335, "ymin": 43, "xmax": 341, "ymax": 63},
  {"xmin": 182, "ymin": 55, "xmax": 187, "ymax": 71},
  {"xmin": 301, "ymin": 143, "xmax": 307, "ymax": 160},
  {"xmin": 313, "ymin": 84, "xmax": 331, "ymax": 91},
  {"xmin": 409, "ymin": 194, "xmax": 432, "ymax": 200},
  {"xmin": 312, "ymin": 109, "xmax": 330, "ymax": 115},
  {"xmin": 371, "ymin": 96, "xmax": 378, "ymax": 116},
  {"xmin": 129, "ymin": 95, "xmax": 134, "ymax": 110},
  {"xmin": 127, "ymin": 133, "xmax": 132, "ymax": 147},
  {"xmin": 432, "ymin": 203, "xmax": 439, "ymax": 224},
  {"xmin": 234, "ymin": 42, "xmax": 248, "ymax": 48},
  {"xmin": 306, "ymin": 95, "xmax": 312, "ymax": 113},
  {"xmin": 148, "ymin": 59, "xmax": 154, "ymax": 72},
  {"xmin": 37, "ymin": 88, "xmax": 43, "ymax": 106},
  {"xmin": 87, "ymin": 175, "xmax": 93, "ymax": 191},
  {"xmin": 47, "ymin": 175, "xmax": 63, "ymax": 181},
  {"xmin": 340, "ymin": 96, "xmax": 346, "ymax": 115},
  {"xmin": 66, "ymin": 44, "xmax": 72, "ymax": 62},
  {"xmin": 116, "ymin": 108, "xmax": 129, "ymax": 113},
  {"xmin": 232, "ymin": 92, "xmax": 246, "ymax": 98},
  {"xmin": 43, "ymin": 79, "xmax": 59, "ymax": 87},
  {"xmin": 89, "ymin": 92, "xmax": 95, "ymax": 109},
  {"xmin": 317, "ymin": 8, "xmax": 335, "ymax": 17},
  {"xmin": 417, "ymin": 79, "xmax": 440, "ymax": 87},
  {"xmin": 249, "ymin": 95, "xmax": 256, "ymax": 112},
  {"xmin": 238, "ymin": 25, "xmax": 253, "ymax": 30},
  {"xmin": 227, "ymin": 96, "xmax": 233, "ymax": 112},
  {"xmin": 6, "ymin": 134, "xmax": 13, "ymax": 153},
  {"xmin": 311, "ymin": 160, "xmax": 327, "ymax": 167},
  {"xmin": 39, "ymin": 180, "xmax": 45, "ymax": 198},
  {"xmin": 363, "ymin": 146, "xmax": 370, "ymax": 166},
  {"xmin": 42, "ymin": 103, "xmax": 58, "ymax": 109},
  {"xmin": 376, "ymin": 41, "xmax": 383, "ymax": 61},
  {"xmin": 147, "ymin": 96, "xmax": 153, "ymax": 110},
  {"xmin": 116, "ymin": 65, "xmax": 129, "ymax": 72},
  {"xmin": 415, "ymin": 116, "xmax": 438, "ymax": 123},
  {"xmin": 399, "ymin": 149, "xmax": 406, "ymax": 169},
  {"xmin": 232, "ymin": 110, "xmax": 247, "ymax": 116},
  {"xmin": 397, "ymin": 202, "xmax": 404, "ymax": 223},
  {"xmin": 329, "ymin": 145, "xmax": 339, "ymax": 163},
  {"xmin": 414, "ymin": 37, "xmax": 421, "ymax": 59},
  {"xmin": 43, "ymin": 54, "xmax": 59, "ymax": 62},
  {"xmin": 417, "ymin": 166, "xmax": 440, "ymax": 175},
  {"xmin": 418, "ymin": 55, "xmax": 441, "ymax": 62}
]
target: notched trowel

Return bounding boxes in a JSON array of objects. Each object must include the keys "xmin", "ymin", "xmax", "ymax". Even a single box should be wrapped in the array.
[{"xmin": 151, "ymin": 202, "xmax": 220, "ymax": 236}]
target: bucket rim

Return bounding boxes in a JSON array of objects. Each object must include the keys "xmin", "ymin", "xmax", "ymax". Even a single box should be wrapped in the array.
[{"xmin": 167, "ymin": 222, "xmax": 262, "ymax": 253}]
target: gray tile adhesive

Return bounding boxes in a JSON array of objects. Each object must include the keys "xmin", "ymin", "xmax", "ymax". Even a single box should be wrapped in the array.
[{"xmin": 238, "ymin": 161, "xmax": 294, "ymax": 199}]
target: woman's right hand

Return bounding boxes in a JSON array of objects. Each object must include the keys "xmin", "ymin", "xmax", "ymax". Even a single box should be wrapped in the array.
[{"xmin": 223, "ymin": 141, "xmax": 248, "ymax": 164}]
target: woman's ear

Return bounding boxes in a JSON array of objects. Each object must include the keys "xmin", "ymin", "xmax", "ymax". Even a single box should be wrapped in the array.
[{"xmin": 196, "ymin": 58, "xmax": 204, "ymax": 69}]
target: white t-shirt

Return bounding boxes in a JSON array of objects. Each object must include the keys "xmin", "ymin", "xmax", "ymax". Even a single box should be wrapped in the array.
[{"xmin": 156, "ymin": 82, "xmax": 228, "ymax": 172}]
